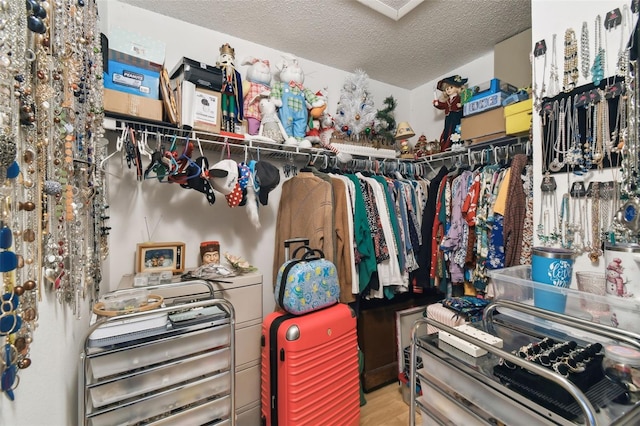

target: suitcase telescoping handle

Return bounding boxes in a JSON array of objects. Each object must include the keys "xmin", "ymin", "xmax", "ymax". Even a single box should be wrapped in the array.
[
  {"xmin": 284, "ymin": 238, "xmax": 309, "ymax": 262},
  {"xmin": 284, "ymin": 238, "xmax": 309, "ymax": 261}
]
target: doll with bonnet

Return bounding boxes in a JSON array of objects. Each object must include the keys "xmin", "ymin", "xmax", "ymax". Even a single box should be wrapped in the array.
[
  {"xmin": 242, "ymin": 56, "xmax": 272, "ymax": 135},
  {"xmin": 433, "ymin": 74, "xmax": 467, "ymax": 151}
]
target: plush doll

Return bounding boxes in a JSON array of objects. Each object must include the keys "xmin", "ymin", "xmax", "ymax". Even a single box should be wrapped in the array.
[
  {"xmin": 306, "ymin": 89, "xmax": 328, "ymax": 144},
  {"xmin": 258, "ymin": 97, "xmax": 287, "ymax": 144},
  {"xmin": 271, "ymin": 54, "xmax": 324, "ymax": 148},
  {"xmin": 216, "ymin": 43, "xmax": 244, "ymax": 132},
  {"xmin": 433, "ymin": 74, "xmax": 467, "ymax": 151},
  {"xmin": 241, "ymin": 56, "xmax": 272, "ymax": 135}
]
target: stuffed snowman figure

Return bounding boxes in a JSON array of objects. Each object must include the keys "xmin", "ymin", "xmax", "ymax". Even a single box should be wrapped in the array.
[
  {"xmin": 271, "ymin": 55, "xmax": 324, "ymax": 148},
  {"xmin": 241, "ymin": 56, "xmax": 272, "ymax": 135}
]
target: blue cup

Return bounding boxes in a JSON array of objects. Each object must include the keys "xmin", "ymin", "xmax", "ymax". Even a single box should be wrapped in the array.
[{"xmin": 531, "ymin": 247, "xmax": 574, "ymax": 313}]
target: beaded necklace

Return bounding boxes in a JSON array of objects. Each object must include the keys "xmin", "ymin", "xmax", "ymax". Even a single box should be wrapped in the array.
[
  {"xmin": 563, "ymin": 28, "xmax": 579, "ymax": 92},
  {"xmin": 591, "ymin": 15, "xmax": 605, "ymax": 86},
  {"xmin": 581, "ymin": 21, "xmax": 590, "ymax": 79}
]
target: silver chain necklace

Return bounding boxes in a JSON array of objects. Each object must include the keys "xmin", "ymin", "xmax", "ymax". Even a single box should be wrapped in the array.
[{"xmin": 581, "ymin": 21, "xmax": 590, "ymax": 79}]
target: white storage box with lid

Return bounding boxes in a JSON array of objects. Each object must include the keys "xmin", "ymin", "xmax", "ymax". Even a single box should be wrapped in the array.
[{"xmin": 488, "ymin": 265, "xmax": 640, "ymax": 334}]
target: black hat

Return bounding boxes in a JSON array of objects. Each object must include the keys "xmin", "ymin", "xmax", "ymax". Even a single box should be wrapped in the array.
[
  {"xmin": 437, "ymin": 75, "xmax": 468, "ymax": 91},
  {"xmin": 255, "ymin": 161, "xmax": 280, "ymax": 206}
]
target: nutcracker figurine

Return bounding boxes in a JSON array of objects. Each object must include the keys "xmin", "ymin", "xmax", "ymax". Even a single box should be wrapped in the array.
[{"xmin": 216, "ymin": 43, "xmax": 244, "ymax": 132}]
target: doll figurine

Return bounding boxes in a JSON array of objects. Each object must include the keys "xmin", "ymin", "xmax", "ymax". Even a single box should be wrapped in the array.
[
  {"xmin": 216, "ymin": 43, "xmax": 244, "ymax": 132},
  {"xmin": 271, "ymin": 54, "xmax": 324, "ymax": 148},
  {"xmin": 242, "ymin": 56, "xmax": 272, "ymax": 135},
  {"xmin": 433, "ymin": 75, "xmax": 467, "ymax": 151}
]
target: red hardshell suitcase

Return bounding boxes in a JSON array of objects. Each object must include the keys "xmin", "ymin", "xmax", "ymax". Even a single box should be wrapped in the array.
[{"xmin": 260, "ymin": 303, "xmax": 360, "ymax": 426}]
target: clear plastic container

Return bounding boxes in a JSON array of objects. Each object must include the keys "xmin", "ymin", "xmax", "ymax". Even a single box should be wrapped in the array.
[{"xmin": 603, "ymin": 344, "xmax": 640, "ymax": 402}]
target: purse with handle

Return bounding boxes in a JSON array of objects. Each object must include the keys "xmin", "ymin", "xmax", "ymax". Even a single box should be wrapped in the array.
[{"xmin": 275, "ymin": 245, "xmax": 340, "ymax": 315}]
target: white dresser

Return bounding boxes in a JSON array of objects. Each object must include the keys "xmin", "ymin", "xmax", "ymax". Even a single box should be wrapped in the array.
[{"xmin": 118, "ymin": 272, "xmax": 263, "ymax": 426}]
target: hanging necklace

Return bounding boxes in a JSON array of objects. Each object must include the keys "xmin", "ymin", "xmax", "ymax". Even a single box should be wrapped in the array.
[
  {"xmin": 589, "ymin": 182, "xmax": 602, "ymax": 263},
  {"xmin": 581, "ymin": 21, "xmax": 591, "ymax": 79},
  {"xmin": 563, "ymin": 28, "xmax": 579, "ymax": 92},
  {"xmin": 538, "ymin": 112, "xmax": 560, "ymax": 246},
  {"xmin": 616, "ymin": 5, "xmax": 631, "ymax": 77},
  {"xmin": 593, "ymin": 95, "xmax": 606, "ymax": 167},
  {"xmin": 548, "ymin": 33, "xmax": 561, "ymax": 97},
  {"xmin": 592, "ymin": 15, "xmax": 605, "ymax": 85},
  {"xmin": 532, "ymin": 47, "xmax": 548, "ymax": 113},
  {"xmin": 550, "ymin": 99, "xmax": 568, "ymax": 172}
]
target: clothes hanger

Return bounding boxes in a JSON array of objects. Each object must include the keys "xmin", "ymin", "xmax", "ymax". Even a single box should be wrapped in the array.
[{"xmin": 99, "ymin": 126, "xmax": 126, "ymax": 171}]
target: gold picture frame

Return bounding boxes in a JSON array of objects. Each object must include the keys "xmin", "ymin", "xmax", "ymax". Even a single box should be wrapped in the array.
[{"xmin": 136, "ymin": 242, "xmax": 185, "ymax": 274}]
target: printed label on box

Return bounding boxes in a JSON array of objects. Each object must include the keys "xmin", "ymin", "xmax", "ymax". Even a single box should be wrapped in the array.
[{"xmin": 194, "ymin": 91, "xmax": 219, "ymax": 126}]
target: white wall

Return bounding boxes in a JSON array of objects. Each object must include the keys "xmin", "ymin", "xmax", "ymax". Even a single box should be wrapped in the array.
[{"xmin": 531, "ymin": 0, "xmax": 637, "ymax": 278}]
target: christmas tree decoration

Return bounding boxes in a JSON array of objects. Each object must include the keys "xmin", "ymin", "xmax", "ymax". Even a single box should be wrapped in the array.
[
  {"xmin": 334, "ymin": 69, "xmax": 377, "ymax": 140},
  {"xmin": 375, "ymin": 95, "xmax": 397, "ymax": 146}
]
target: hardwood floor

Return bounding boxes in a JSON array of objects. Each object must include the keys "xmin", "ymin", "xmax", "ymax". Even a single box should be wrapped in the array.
[{"xmin": 360, "ymin": 382, "xmax": 421, "ymax": 425}]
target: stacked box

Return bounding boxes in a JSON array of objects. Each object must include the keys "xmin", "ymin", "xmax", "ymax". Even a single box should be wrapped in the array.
[{"xmin": 463, "ymin": 78, "xmax": 517, "ymax": 116}]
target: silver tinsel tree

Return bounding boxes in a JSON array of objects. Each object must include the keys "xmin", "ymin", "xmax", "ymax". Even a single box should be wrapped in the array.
[{"xmin": 334, "ymin": 69, "xmax": 377, "ymax": 140}]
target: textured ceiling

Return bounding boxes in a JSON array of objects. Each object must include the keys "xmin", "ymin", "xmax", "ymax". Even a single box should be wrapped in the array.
[{"xmin": 119, "ymin": 0, "xmax": 532, "ymax": 90}]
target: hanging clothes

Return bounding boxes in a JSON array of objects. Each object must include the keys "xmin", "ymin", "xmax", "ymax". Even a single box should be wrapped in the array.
[
  {"xmin": 414, "ymin": 166, "xmax": 449, "ymax": 288},
  {"xmin": 273, "ymin": 171, "xmax": 335, "ymax": 285},
  {"xmin": 503, "ymin": 154, "xmax": 529, "ymax": 267}
]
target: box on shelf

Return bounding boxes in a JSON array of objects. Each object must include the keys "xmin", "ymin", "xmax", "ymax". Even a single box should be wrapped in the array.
[
  {"xmin": 463, "ymin": 78, "xmax": 518, "ymax": 116},
  {"xmin": 460, "ymin": 107, "xmax": 506, "ymax": 144},
  {"xmin": 104, "ymin": 49, "xmax": 162, "ymax": 99},
  {"xmin": 170, "ymin": 57, "xmax": 223, "ymax": 92},
  {"xmin": 103, "ymin": 89, "xmax": 163, "ymax": 121},
  {"xmin": 107, "ymin": 28, "xmax": 166, "ymax": 65},
  {"xmin": 504, "ymin": 98, "xmax": 533, "ymax": 135},
  {"xmin": 488, "ymin": 265, "xmax": 640, "ymax": 334},
  {"xmin": 175, "ymin": 80, "xmax": 222, "ymax": 133}
]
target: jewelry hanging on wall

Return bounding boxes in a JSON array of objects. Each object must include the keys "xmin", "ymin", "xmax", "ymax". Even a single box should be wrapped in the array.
[
  {"xmin": 563, "ymin": 28, "xmax": 579, "ymax": 92},
  {"xmin": 589, "ymin": 182, "xmax": 602, "ymax": 262},
  {"xmin": 591, "ymin": 15, "xmax": 605, "ymax": 86},
  {"xmin": 549, "ymin": 99, "xmax": 567, "ymax": 172},
  {"xmin": 0, "ymin": 0, "xmax": 107, "ymax": 397},
  {"xmin": 581, "ymin": 21, "xmax": 590, "ymax": 79},
  {"xmin": 538, "ymin": 110, "xmax": 560, "ymax": 246},
  {"xmin": 548, "ymin": 33, "xmax": 561, "ymax": 98},
  {"xmin": 532, "ymin": 40, "xmax": 548, "ymax": 113}
]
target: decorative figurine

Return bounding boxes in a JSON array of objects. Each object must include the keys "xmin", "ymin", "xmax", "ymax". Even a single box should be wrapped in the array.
[
  {"xmin": 216, "ymin": 43, "xmax": 244, "ymax": 132},
  {"xmin": 242, "ymin": 56, "xmax": 272, "ymax": 135},
  {"xmin": 433, "ymin": 75, "xmax": 467, "ymax": 151},
  {"xmin": 271, "ymin": 54, "xmax": 324, "ymax": 148},
  {"xmin": 200, "ymin": 241, "xmax": 220, "ymax": 265}
]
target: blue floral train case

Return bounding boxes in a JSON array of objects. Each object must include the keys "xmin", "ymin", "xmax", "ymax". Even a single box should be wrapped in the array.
[{"xmin": 275, "ymin": 246, "xmax": 340, "ymax": 315}]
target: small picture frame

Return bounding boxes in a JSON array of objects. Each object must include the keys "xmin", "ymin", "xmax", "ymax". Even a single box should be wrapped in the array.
[{"xmin": 136, "ymin": 242, "xmax": 185, "ymax": 274}]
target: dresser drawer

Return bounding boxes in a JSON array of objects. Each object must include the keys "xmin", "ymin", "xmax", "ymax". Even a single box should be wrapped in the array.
[
  {"xmin": 236, "ymin": 364, "xmax": 260, "ymax": 410},
  {"xmin": 215, "ymin": 283, "xmax": 262, "ymax": 324},
  {"xmin": 236, "ymin": 323, "xmax": 261, "ymax": 368}
]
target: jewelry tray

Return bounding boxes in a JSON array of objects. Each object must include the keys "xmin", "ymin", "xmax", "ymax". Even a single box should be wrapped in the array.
[{"xmin": 417, "ymin": 310, "xmax": 636, "ymax": 425}]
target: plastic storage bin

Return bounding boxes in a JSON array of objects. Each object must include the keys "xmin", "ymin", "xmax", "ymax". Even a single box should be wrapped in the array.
[{"xmin": 488, "ymin": 265, "xmax": 640, "ymax": 333}]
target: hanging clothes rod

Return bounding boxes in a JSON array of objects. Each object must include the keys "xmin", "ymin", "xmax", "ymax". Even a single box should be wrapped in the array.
[
  {"xmin": 416, "ymin": 135, "xmax": 529, "ymax": 165},
  {"xmin": 103, "ymin": 116, "xmax": 421, "ymax": 164}
]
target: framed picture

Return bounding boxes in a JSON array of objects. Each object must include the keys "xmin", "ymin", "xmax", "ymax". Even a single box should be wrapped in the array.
[{"xmin": 136, "ymin": 242, "xmax": 185, "ymax": 274}]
